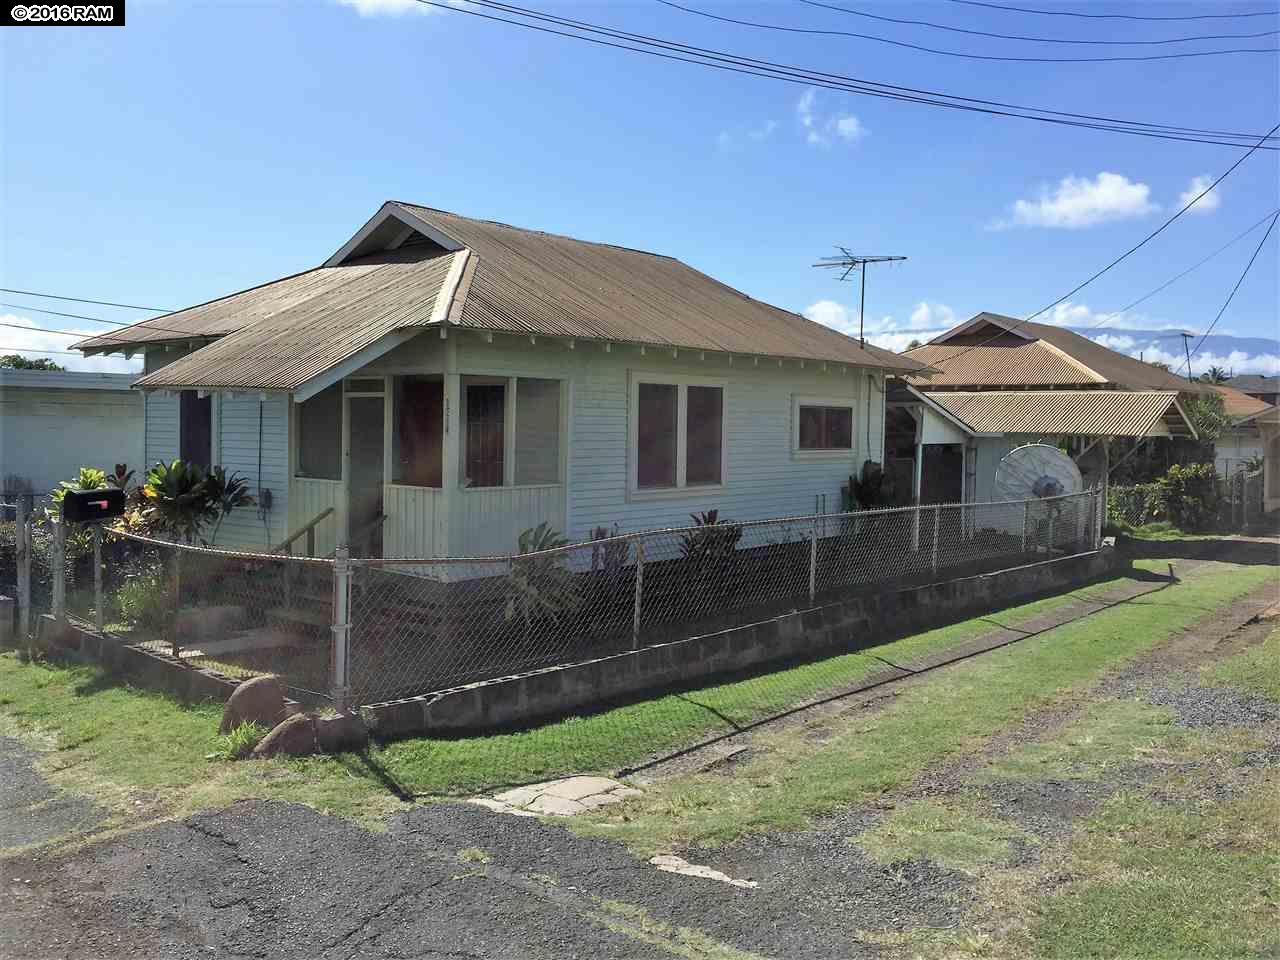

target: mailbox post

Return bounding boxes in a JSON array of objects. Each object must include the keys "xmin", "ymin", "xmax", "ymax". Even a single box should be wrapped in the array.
[{"xmin": 60, "ymin": 489, "xmax": 127, "ymax": 632}]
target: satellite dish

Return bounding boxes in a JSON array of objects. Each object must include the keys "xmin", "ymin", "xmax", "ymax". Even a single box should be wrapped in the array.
[{"xmin": 995, "ymin": 443, "xmax": 1083, "ymax": 502}]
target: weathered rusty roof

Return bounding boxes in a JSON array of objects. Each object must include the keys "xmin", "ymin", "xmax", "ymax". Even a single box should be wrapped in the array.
[
  {"xmin": 130, "ymin": 248, "xmax": 465, "ymax": 392},
  {"xmin": 81, "ymin": 201, "xmax": 929, "ymax": 389},
  {"xmin": 1212, "ymin": 383, "xmax": 1276, "ymax": 423},
  {"xmin": 914, "ymin": 312, "xmax": 1206, "ymax": 393},
  {"xmin": 905, "ymin": 340, "xmax": 1105, "ymax": 388},
  {"xmin": 924, "ymin": 389, "xmax": 1196, "ymax": 438}
]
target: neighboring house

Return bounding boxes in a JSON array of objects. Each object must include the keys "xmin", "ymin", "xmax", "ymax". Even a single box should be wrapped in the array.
[
  {"xmin": 1225, "ymin": 374, "xmax": 1280, "ymax": 408},
  {"xmin": 75, "ymin": 201, "xmax": 928, "ymax": 556},
  {"xmin": 886, "ymin": 312, "xmax": 1200, "ymax": 504},
  {"xmin": 1209, "ymin": 383, "xmax": 1275, "ymax": 477},
  {"xmin": 0, "ymin": 370, "xmax": 144, "ymax": 497}
]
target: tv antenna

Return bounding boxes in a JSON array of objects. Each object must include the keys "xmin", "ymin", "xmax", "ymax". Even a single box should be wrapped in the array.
[{"xmin": 813, "ymin": 249, "xmax": 907, "ymax": 346}]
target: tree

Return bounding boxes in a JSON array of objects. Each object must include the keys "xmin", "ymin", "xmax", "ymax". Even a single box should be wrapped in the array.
[
  {"xmin": 1181, "ymin": 391, "xmax": 1229, "ymax": 443},
  {"xmin": 1148, "ymin": 360, "xmax": 1172, "ymax": 372},
  {"xmin": 0, "ymin": 354, "xmax": 65, "ymax": 371},
  {"xmin": 1200, "ymin": 366, "xmax": 1229, "ymax": 384},
  {"xmin": 906, "ymin": 339, "xmax": 923, "ymax": 350}
]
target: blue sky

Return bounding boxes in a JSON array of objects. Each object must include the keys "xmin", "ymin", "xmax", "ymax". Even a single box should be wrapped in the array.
[{"xmin": 2, "ymin": 0, "xmax": 1277, "ymax": 375}]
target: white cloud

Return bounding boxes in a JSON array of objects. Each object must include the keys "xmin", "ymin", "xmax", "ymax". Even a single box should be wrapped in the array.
[
  {"xmin": 1178, "ymin": 174, "xmax": 1221, "ymax": 214},
  {"xmin": 994, "ymin": 172, "xmax": 1157, "ymax": 229},
  {"xmin": 1038, "ymin": 300, "xmax": 1172, "ymax": 333},
  {"xmin": 796, "ymin": 89, "xmax": 865, "ymax": 146},
  {"xmin": 1090, "ymin": 332, "xmax": 1136, "ymax": 352},
  {"xmin": 717, "ymin": 119, "xmax": 776, "ymax": 151},
  {"xmin": 804, "ymin": 299, "xmax": 953, "ymax": 350},
  {"xmin": 1135, "ymin": 344, "xmax": 1280, "ymax": 377},
  {"xmin": 336, "ymin": 0, "xmax": 431, "ymax": 16},
  {"xmin": 0, "ymin": 314, "xmax": 142, "ymax": 374}
]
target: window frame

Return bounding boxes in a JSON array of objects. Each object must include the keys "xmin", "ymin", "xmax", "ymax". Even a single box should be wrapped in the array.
[
  {"xmin": 458, "ymin": 373, "xmax": 567, "ymax": 491},
  {"xmin": 628, "ymin": 371, "xmax": 728, "ymax": 499},
  {"xmin": 792, "ymin": 394, "xmax": 857, "ymax": 460}
]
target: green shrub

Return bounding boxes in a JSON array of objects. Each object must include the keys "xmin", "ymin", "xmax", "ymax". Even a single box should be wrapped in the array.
[
  {"xmin": 115, "ymin": 569, "xmax": 173, "ymax": 634},
  {"xmin": 1107, "ymin": 463, "xmax": 1221, "ymax": 534},
  {"xmin": 212, "ymin": 721, "xmax": 268, "ymax": 760},
  {"xmin": 504, "ymin": 523, "xmax": 582, "ymax": 627}
]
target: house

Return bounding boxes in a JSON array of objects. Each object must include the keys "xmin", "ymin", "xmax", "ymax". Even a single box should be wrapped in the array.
[
  {"xmin": 1209, "ymin": 383, "xmax": 1275, "ymax": 477},
  {"xmin": 885, "ymin": 312, "xmax": 1201, "ymax": 504},
  {"xmin": 74, "ymin": 201, "xmax": 928, "ymax": 556},
  {"xmin": 1225, "ymin": 374, "xmax": 1280, "ymax": 408},
  {"xmin": 0, "ymin": 370, "xmax": 144, "ymax": 498}
]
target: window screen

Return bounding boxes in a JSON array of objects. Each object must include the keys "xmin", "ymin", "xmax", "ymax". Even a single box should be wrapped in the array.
[
  {"xmin": 637, "ymin": 382, "xmax": 678, "ymax": 489},
  {"xmin": 685, "ymin": 385, "xmax": 723, "ymax": 485},
  {"xmin": 465, "ymin": 381, "xmax": 505, "ymax": 487},
  {"xmin": 179, "ymin": 391, "xmax": 212, "ymax": 468},
  {"xmin": 799, "ymin": 405, "xmax": 853, "ymax": 450},
  {"xmin": 514, "ymin": 378, "xmax": 560, "ymax": 485},
  {"xmin": 392, "ymin": 376, "xmax": 443, "ymax": 487},
  {"xmin": 297, "ymin": 383, "xmax": 342, "ymax": 480}
]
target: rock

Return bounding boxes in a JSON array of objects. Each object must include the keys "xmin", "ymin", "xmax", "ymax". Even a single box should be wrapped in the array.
[
  {"xmin": 252, "ymin": 713, "xmax": 317, "ymax": 758},
  {"xmin": 220, "ymin": 675, "xmax": 287, "ymax": 734},
  {"xmin": 315, "ymin": 712, "xmax": 368, "ymax": 753}
]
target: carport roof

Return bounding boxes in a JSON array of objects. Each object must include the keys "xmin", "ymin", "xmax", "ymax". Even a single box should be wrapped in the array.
[{"xmin": 923, "ymin": 389, "xmax": 1197, "ymax": 439}]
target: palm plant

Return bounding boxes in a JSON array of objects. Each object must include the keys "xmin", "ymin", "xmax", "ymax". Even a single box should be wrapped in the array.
[
  {"xmin": 504, "ymin": 523, "xmax": 582, "ymax": 628},
  {"xmin": 142, "ymin": 460, "xmax": 254, "ymax": 545}
]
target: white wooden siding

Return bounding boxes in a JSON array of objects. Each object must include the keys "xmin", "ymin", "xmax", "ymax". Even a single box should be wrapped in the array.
[
  {"xmin": 288, "ymin": 477, "xmax": 343, "ymax": 557},
  {"xmin": 211, "ymin": 394, "xmax": 289, "ymax": 551},
  {"xmin": 383, "ymin": 484, "xmax": 444, "ymax": 557},
  {"xmin": 143, "ymin": 391, "xmax": 179, "ymax": 469},
  {"xmin": 452, "ymin": 484, "xmax": 565, "ymax": 555}
]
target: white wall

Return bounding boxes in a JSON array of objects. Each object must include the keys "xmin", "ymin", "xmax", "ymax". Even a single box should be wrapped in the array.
[
  {"xmin": 449, "ymin": 336, "xmax": 885, "ymax": 544},
  {"xmin": 0, "ymin": 379, "xmax": 143, "ymax": 495},
  {"xmin": 1214, "ymin": 426, "xmax": 1263, "ymax": 477},
  {"xmin": 971, "ymin": 436, "xmax": 1018, "ymax": 504},
  {"xmin": 212, "ymin": 393, "xmax": 290, "ymax": 551}
]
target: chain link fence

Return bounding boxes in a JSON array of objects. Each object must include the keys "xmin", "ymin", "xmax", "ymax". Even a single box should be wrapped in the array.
[
  {"xmin": 1107, "ymin": 465, "xmax": 1265, "ymax": 533},
  {"xmin": 345, "ymin": 490, "xmax": 1101, "ymax": 705},
  {"xmin": 6, "ymin": 491, "xmax": 1102, "ymax": 711}
]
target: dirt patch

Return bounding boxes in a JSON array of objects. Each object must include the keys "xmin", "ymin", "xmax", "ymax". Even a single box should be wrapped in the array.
[
  {"xmin": 972, "ymin": 778, "xmax": 1120, "ymax": 840},
  {"xmin": 0, "ymin": 736, "xmax": 105, "ymax": 854}
]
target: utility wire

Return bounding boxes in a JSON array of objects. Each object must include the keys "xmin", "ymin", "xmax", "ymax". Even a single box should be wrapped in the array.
[
  {"xmin": 420, "ymin": 0, "xmax": 1278, "ymax": 148},
  {"xmin": 944, "ymin": 0, "xmax": 1280, "ymax": 21},
  {"xmin": 0, "ymin": 287, "xmax": 173, "ymax": 313},
  {"xmin": 1072, "ymin": 208, "xmax": 1280, "ymax": 338},
  {"xmin": 796, "ymin": 0, "xmax": 1279, "ymax": 45},
  {"xmin": 0, "ymin": 301, "xmax": 132, "ymax": 325},
  {"xmin": 0, "ymin": 300, "xmax": 213, "ymax": 343},
  {"xmin": 0, "ymin": 345, "xmax": 90, "ymax": 356},
  {"xmin": 656, "ymin": 0, "xmax": 1279, "ymax": 62},
  {"xmin": 925, "ymin": 120, "xmax": 1280, "ymax": 368},
  {"xmin": 1181, "ymin": 211, "xmax": 1280, "ymax": 375}
]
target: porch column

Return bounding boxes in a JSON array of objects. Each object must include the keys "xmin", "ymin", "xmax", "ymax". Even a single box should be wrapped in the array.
[{"xmin": 440, "ymin": 372, "xmax": 461, "ymax": 557}]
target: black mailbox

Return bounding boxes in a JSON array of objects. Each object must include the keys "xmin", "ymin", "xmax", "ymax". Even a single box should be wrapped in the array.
[{"xmin": 62, "ymin": 487, "xmax": 126, "ymax": 524}]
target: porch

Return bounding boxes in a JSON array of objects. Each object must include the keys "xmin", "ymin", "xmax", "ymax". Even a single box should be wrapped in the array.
[{"xmin": 283, "ymin": 371, "xmax": 567, "ymax": 559}]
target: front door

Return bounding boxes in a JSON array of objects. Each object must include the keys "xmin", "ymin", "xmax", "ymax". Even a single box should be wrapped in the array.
[{"xmin": 347, "ymin": 395, "xmax": 384, "ymax": 558}]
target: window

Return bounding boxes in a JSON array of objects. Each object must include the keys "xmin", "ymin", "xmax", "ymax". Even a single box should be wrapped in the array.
[
  {"xmin": 514, "ymin": 378, "xmax": 561, "ymax": 485},
  {"xmin": 460, "ymin": 376, "xmax": 563, "ymax": 488},
  {"xmin": 179, "ymin": 390, "xmax": 212, "ymax": 468},
  {"xmin": 296, "ymin": 383, "xmax": 342, "ymax": 480},
  {"xmin": 793, "ymin": 397, "xmax": 855, "ymax": 455},
  {"xmin": 392, "ymin": 376, "xmax": 443, "ymax": 487},
  {"xmin": 464, "ymin": 381, "xmax": 505, "ymax": 487},
  {"xmin": 631, "ymin": 376, "xmax": 725, "ymax": 493}
]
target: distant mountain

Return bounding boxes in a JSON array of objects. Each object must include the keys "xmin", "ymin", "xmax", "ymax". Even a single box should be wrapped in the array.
[{"xmin": 1065, "ymin": 327, "xmax": 1280, "ymax": 376}]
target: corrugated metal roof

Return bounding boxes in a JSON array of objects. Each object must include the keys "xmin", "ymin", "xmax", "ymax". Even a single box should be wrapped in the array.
[
  {"xmin": 1225, "ymin": 374, "xmax": 1280, "ymax": 394},
  {"xmin": 81, "ymin": 202, "xmax": 930, "ymax": 389},
  {"xmin": 923, "ymin": 389, "xmax": 1195, "ymax": 438},
  {"xmin": 904, "ymin": 341, "xmax": 1105, "ymax": 388},
  {"xmin": 1212, "ymin": 383, "xmax": 1276, "ymax": 423},
  {"xmin": 131, "ymin": 249, "xmax": 463, "ymax": 392},
  {"xmin": 915, "ymin": 312, "xmax": 1207, "ymax": 393}
]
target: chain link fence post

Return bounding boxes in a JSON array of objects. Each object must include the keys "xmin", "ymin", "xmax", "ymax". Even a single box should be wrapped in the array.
[
  {"xmin": 16, "ymin": 495, "xmax": 31, "ymax": 642},
  {"xmin": 1021, "ymin": 500, "xmax": 1030, "ymax": 554},
  {"xmin": 632, "ymin": 538, "xmax": 644, "ymax": 650},
  {"xmin": 808, "ymin": 517, "xmax": 818, "ymax": 602},
  {"xmin": 93, "ymin": 524, "xmax": 104, "ymax": 635},
  {"xmin": 331, "ymin": 545, "xmax": 352, "ymax": 711},
  {"xmin": 169, "ymin": 549, "xmax": 182, "ymax": 658},
  {"xmin": 931, "ymin": 503, "xmax": 941, "ymax": 575},
  {"xmin": 52, "ymin": 519, "xmax": 66, "ymax": 623}
]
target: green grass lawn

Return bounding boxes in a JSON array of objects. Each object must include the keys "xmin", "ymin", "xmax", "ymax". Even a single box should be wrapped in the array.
[
  {"xmin": 0, "ymin": 556, "xmax": 1273, "ymax": 841},
  {"xmin": 571, "ymin": 559, "xmax": 1278, "ymax": 853},
  {"xmin": 1206, "ymin": 623, "xmax": 1280, "ymax": 702}
]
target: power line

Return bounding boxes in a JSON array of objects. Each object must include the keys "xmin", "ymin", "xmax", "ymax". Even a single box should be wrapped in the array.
[
  {"xmin": 944, "ymin": 0, "xmax": 1280, "ymax": 21},
  {"xmin": 0, "ymin": 299, "xmax": 216, "ymax": 343},
  {"xmin": 656, "ymin": 0, "xmax": 1279, "ymax": 62},
  {"xmin": 0, "ymin": 287, "xmax": 173, "ymax": 313},
  {"xmin": 926, "ymin": 120, "xmax": 1280, "ymax": 368},
  {"xmin": 419, "ymin": 0, "xmax": 1279, "ymax": 148},
  {"xmin": 796, "ymin": 0, "xmax": 1279, "ymax": 45},
  {"xmin": 0, "ymin": 345, "xmax": 90, "ymax": 356},
  {"xmin": 1182, "ymin": 210, "xmax": 1280, "ymax": 375},
  {"xmin": 0, "ymin": 301, "xmax": 130, "ymax": 325},
  {"xmin": 1073, "ymin": 207, "xmax": 1280, "ymax": 337}
]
